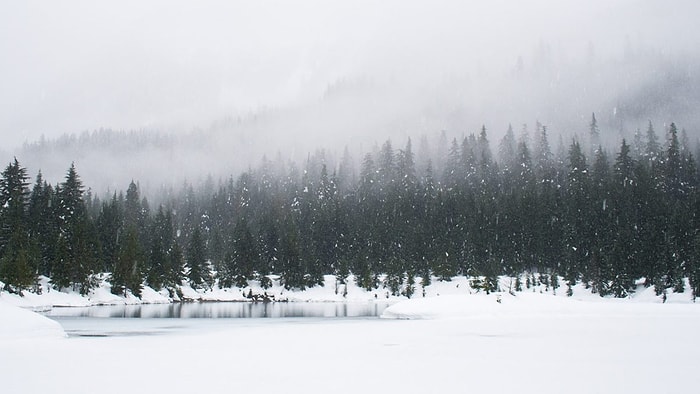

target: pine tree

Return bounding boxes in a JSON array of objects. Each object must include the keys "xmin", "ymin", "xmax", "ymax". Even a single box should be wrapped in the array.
[
  {"xmin": 186, "ymin": 226, "xmax": 210, "ymax": 289},
  {"xmin": 644, "ymin": 121, "xmax": 664, "ymax": 191},
  {"xmin": 690, "ymin": 234, "xmax": 700, "ymax": 301},
  {"xmin": 112, "ymin": 226, "xmax": 143, "ymax": 298},
  {"xmin": 632, "ymin": 128, "xmax": 645, "ymax": 160},
  {"xmin": 477, "ymin": 126, "xmax": 495, "ymax": 191},
  {"xmin": 0, "ymin": 159, "xmax": 36, "ymax": 293},
  {"xmin": 645, "ymin": 121, "xmax": 661, "ymax": 166},
  {"xmin": 256, "ymin": 212, "xmax": 278, "ymax": 289},
  {"xmin": 663, "ymin": 123, "xmax": 693, "ymax": 290},
  {"xmin": 337, "ymin": 146, "xmax": 355, "ymax": 195},
  {"xmin": 533, "ymin": 123, "xmax": 554, "ymax": 185},
  {"xmin": 499, "ymin": 124, "xmax": 518, "ymax": 194},
  {"xmin": 589, "ymin": 112, "xmax": 601, "ymax": 157},
  {"xmin": 356, "ymin": 152, "xmax": 381, "ymax": 274},
  {"xmin": 28, "ymin": 173, "xmax": 59, "ymax": 278},
  {"xmin": 443, "ymin": 138, "xmax": 461, "ymax": 190},
  {"xmin": 146, "ymin": 205, "xmax": 170, "ymax": 290},
  {"xmin": 53, "ymin": 163, "xmax": 97, "ymax": 292},
  {"xmin": 564, "ymin": 140, "xmax": 590, "ymax": 284},
  {"xmin": 313, "ymin": 163, "xmax": 339, "ymax": 278},
  {"xmin": 97, "ymin": 194, "xmax": 122, "ymax": 273},
  {"xmin": 633, "ymin": 154, "xmax": 666, "ymax": 286},
  {"xmin": 590, "ymin": 147, "xmax": 612, "ymax": 295},
  {"xmin": 394, "ymin": 138, "xmax": 419, "ymax": 272},
  {"xmin": 124, "ymin": 181, "xmax": 141, "ymax": 229},
  {"xmin": 166, "ymin": 241, "xmax": 186, "ymax": 289},
  {"xmin": 609, "ymin": 139, "xmax": 637, "ymax": 296},
  {"xmin": 460, "ymin": 134, "xmax": 478, "ymax": 190},
  {"xmin": 377, "ymin": 140, "xmax": 395, "ymax": 196},
  {"xmin": 419, "ymin": 160, "xmax": 437, "ymax": 285},
  {"xmin": 279, "ymin": 217, "xmax": 304, "ymax": 290},
  {"xmin": 230, "ymin": 217, "xmax": 259, "ymax": 288},
  {"xmin": 664, "ymin": 123, "xmax": 686, "ymax": 198}
]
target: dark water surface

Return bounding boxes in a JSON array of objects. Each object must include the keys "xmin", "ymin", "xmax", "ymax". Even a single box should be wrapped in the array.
[
  {"xmin": 44, "ymin": 301, "xmax": 390, "ymax": 318},
  {"xmin": 43, "ymin": 302, "xmax": 392, "ymax": 337}
]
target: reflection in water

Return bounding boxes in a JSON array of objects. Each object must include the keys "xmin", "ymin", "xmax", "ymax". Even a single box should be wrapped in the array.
[{"xmin": 45, "ymin": 302, "xmax": 389, "ymax": 319}]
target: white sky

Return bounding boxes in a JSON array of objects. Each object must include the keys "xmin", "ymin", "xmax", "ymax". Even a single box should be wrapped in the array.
[{"xmin": 1, "ymin": 0, "xmax": 699, "ymax": 149}]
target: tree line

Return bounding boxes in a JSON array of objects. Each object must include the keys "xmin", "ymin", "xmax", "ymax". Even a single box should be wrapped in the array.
[{"xmin": 1, "ymin": 116, "xmax": 699, "ymax": 300}]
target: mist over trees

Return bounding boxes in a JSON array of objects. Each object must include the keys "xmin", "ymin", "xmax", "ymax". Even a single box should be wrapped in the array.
[
  {"xmin": 9, "ymin": 37, "xmax": 700, "ymax": 198},
  {"xmin": 2, "ymin": 118, "xmax": 699, "ymax": 301}
]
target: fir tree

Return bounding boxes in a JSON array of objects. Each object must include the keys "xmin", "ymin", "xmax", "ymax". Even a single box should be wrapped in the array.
[
  {"xmin": 589, "ymin": 112, "xmax": 601, "ymax": 157},
  {"xmin": 45, "ymin": 164, "xmax": 98, "ymax": 293},
  {"xmin": 27, "ymin": 171, "xmax": 57, "ymax": 278},
  {"xmin": 564, "ymin": 140, "xmax": 590, "ymax": 283},
  {"xmin": 230, "ymin": 217, "xmax": 259, "ymax": 288},
  {"xmin": 146, "ymin": 205, "xmax": 171, "ymax": 290},
  {"xmin": 112, "ymin": 226, "xmax": 143, "ymax": 298},
  {"xmin": 0, "ymin": 159, "xmax": 36, "ymax": 293},
  {"xmin": 186, "ymin": 226, "xmax": 210, "ymax": 289}
]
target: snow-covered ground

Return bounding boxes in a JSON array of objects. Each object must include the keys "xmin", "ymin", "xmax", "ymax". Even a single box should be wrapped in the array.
[
  {"xmin": 1, "ymin": 276, "xmax": 699, "ymax": 394},
  {"xmin": 0, "ymin": 301, "xmax": 65, "ymax": 341},
  {"xmin": 2, "ymin": 274, "xmax": 697, "ymax": 309}
]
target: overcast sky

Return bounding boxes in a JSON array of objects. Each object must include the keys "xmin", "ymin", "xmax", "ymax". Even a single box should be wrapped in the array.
[{"xmin": 1, "ymin": 0, "xmax": 699, "ymax": 151}]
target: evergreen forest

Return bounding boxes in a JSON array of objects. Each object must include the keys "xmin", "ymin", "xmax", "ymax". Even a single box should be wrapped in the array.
[{"xmin": 2, "ymin": 117, "xmax": 700, "ymax": 300}]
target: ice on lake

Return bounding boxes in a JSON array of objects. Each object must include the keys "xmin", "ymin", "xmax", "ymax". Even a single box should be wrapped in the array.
[{"xmin": 2, "ymin": 294, "xmax": 699, "ymax": 394}]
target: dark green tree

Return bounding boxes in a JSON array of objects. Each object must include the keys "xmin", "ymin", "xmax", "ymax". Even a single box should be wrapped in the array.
[
  {"xmin": 27, "ymin": 171, "xmax": 58, "ymax": 278},
  {"xmin": 97, "ymin": 193, "xmax": 122, "ymax": 273},
  {"xmin": 186, "ymin": 226, "xmax": 211, "ymax": 289},
  {"xmin": 54, "ymin": 164, "xmax": 99, "ymax": 294},
  {"xmin": 0, "ymin": 159, "xmax": 36, "ymax": 293},
  {"xmin": 229, "ymin": 217, "xmax": 259, "ymax": 288},
  {"xmin": 146, "ymin": 205, "xmax": 172, "ymax": 290},
  {"xmin": 112, "ymin": 226, "xmax": 143, "ymax": 298},
  {"xmin": 564, "ymin": 140, "xmax": 590, "ymax": 288}
]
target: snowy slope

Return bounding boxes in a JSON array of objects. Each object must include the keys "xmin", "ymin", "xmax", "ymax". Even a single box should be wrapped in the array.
[{"xmin": 0, "ymin": 300, "xmax": 65, "ymax": 340}]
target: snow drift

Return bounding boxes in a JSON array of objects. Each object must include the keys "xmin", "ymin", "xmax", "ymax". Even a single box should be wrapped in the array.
[{"xmin": 0, "ymin": 300, "xmax": 65, "ymax": 340}]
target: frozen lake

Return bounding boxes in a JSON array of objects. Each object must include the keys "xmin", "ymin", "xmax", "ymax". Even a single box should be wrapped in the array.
[
  {"xmin": 43, "ymin": 302, "xmax": 391, "ymax": 337},
  {"xmin": 5, "ymin": 296, "xmax": 700, "ymax": 394},
  {"xmin": 44, "ymin": 301, "xmax": 391, "ymax": 319}
]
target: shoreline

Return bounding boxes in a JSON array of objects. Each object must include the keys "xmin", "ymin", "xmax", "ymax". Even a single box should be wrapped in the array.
[{"xmin": 2, "ymin": 274, "xmax": 698, "ymax": 310}]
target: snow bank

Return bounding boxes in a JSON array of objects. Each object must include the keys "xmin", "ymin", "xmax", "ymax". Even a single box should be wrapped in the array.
[
  {"xmin": 0, "ymin": 300, "xmax": 65, "ymax": 340},
  {"xmin": 381, "ymin": 291, "xmax": 591, "ymax": 319},
  {"xmin": 2, "ymin": 273, "xmax": 697, "ymax": 310},
  {"xmin": 379, "ymin": 288, "xmax": 696, "ymax": 320}
]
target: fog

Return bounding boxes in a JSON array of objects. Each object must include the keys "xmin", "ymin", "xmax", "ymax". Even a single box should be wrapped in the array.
[{"xmin": 2, "ymin": 0, "xmax": 700, "ymax": 195}]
